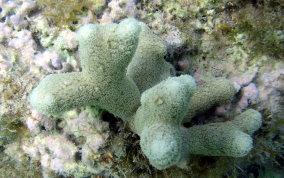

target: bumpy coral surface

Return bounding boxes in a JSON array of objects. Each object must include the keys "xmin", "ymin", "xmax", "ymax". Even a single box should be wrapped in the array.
[
  {"xmin": 30, "ymin": 19, "xmax": 262, "ymax": 170},
  {"xmin": 1, "ymin": 0, "xmax": 283, "ymax": 177},
  {"xmin": 30, "ymin": 19, "xmax": 141, "ymax": 118}
]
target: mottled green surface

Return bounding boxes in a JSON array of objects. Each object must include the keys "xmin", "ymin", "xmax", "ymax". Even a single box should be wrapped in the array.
[{"xmin": 0, "ymin": 0, "xmax": 283, "ymax": 177}]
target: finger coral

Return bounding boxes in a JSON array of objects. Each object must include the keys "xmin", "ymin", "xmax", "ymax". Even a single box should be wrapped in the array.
[
  {"xmin": 181, "ymin": 109, "xmax": 262, "ymax": 158},
  {"xmin": 29, "ymin": 18, "xmax": 262, "ymax": 170},
  {"xmin": 129, "ymin": 75, "xmax": 196, "ymax": 169},
  {"xmin": 30, "ymin": 19, "xmax": 142, "ymax": 119}
]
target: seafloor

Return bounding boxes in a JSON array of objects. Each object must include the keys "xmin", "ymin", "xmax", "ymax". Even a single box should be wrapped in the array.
[{"xmin": 0, "ymin": 0, "xmax": 283, "ymax": 177}]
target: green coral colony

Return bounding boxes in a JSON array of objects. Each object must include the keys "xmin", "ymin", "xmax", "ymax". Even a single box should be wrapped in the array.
[{"xmin": 29, "ymin": 19, "xmax": 262, "ymax": 170}]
